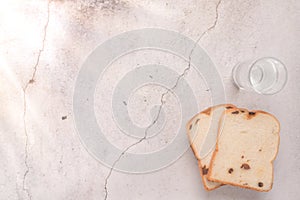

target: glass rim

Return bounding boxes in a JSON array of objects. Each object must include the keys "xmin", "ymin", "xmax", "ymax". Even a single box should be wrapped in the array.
[{"xmin": 248, "ymin": 57, "xmax": 288, "ymax": 95}]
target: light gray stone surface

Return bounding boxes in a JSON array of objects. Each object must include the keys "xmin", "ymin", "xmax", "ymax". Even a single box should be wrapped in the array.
[{"xmin": 0, "ymin": 0, "xmax": 299, "ymax": 199}]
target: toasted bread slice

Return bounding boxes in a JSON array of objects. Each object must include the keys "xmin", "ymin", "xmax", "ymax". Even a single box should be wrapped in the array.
[
  {"xmin": 186, "ymin": 104, "xmax": 236, "ymax": 191},
  {"xmin": 207, "ymin": 108, "xmax": 280, "ymax": 192}
]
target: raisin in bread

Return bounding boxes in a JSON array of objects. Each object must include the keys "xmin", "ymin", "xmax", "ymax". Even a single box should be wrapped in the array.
[
  {"xmin": 186, "ymin": 104, "xmax": 236, "ymax": 191},
  {"xmin": 207, "ymin": 108, "xmax": 280, "ymax": 192}
]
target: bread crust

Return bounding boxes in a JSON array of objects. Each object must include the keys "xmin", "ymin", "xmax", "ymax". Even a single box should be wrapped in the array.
[
  {"xmin": 186, "ymin": 104, "xmax": 236, "ymax": 191},
  {"xmin": 207, "ymin": 108, "xmax": 280, "ymax": 192},
  {"xmin": 197, "ymin": 161, "xmax": 223, "ymax": 191}
]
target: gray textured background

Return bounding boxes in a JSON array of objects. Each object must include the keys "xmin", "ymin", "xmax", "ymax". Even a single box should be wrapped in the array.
[{"xmin": 0, "ymin": 0, "xmax": 299, "ymax": 199}]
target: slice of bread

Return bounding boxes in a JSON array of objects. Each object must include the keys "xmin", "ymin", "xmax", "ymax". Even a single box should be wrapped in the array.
[
  {"xmin": 186, "ymin": 104, "xmax": 236, "ymax": 191},
  {"xmin": 207, "ymin": 108, "xmax": 280, "ymax": 192}
]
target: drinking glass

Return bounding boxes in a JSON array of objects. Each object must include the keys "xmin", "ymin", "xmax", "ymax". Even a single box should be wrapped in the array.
[{"xmin": 232, "ymin": 57, "xmax": 287, "ymax": 95}]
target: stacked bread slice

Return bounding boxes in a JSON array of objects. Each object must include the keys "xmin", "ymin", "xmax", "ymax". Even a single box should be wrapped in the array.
[{"xmin": 186, "ymin": 104, "xmax": 280, "ymax": 192}]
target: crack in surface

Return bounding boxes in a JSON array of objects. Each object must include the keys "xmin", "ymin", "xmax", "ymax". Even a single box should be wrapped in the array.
[
  {"xmin": 27, "ymin": 1, "xmax": 51, "ymax": 85},
  {"xmin": 22, "ymin": 1, "xmax": 51, "ymax": 199},
  {"xmin": 103, "ymin": 104, "xmax": 163, "ymax": 199},
  {"xmin": 154, "ymin": 0, "xmax": 222, "ymax": 97},
  {"xmin": 103, "ymin": 1, "xmax": 222, "ymax": 199}
]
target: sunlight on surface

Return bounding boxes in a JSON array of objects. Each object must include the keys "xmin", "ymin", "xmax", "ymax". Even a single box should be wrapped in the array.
[
  {"xmin": 0, "ymin": 1, "xmax": 50, "ymax": 50},
  {"xmin": 0, "ymin": 57, "xmax": 21, "ymax": 90}
]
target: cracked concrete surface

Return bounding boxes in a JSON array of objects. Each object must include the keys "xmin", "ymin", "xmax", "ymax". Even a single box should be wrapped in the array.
[
  {"xmin": 0, "ymin": 0, "xmax": 300, "ymax": 199},
  {"xmin": 22, "ymin": 2, "xmax": 51, "ymax": 199},
  {"xmin": 103, "ymin": 1, "xmax": 222, "ymax": 199}
]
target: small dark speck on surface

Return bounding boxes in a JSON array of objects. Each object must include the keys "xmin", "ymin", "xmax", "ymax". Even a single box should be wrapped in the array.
[
  {"xmin": 149, "ymin": 75, "xmax": 153, "ymax": 79},
  {"xmin": 62, "ymin": 116, "xmax": 67, "ymax": 120},
  {"xmin": 123, "ymin": 101, "xmax": 127, "ymax": 106},
  {"xmin": 249, "ymin": 112, "xmax": 256, "ymax": 115},
  {"xmin": 202, "ymin": 165, "xmax": 209, "ymax": 175},
  {"xmin": 232, "ymin": 111, "xmax": 239, "ymax": 114},
  {"xmin": 228, "ymin": 168, "xmax": 234, "ymax": 174}
]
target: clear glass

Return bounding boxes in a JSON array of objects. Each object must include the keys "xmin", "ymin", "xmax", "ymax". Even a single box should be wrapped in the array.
[{"xmin": 232, "ymin": 57, "xmax": 287, "ymax": 95}]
